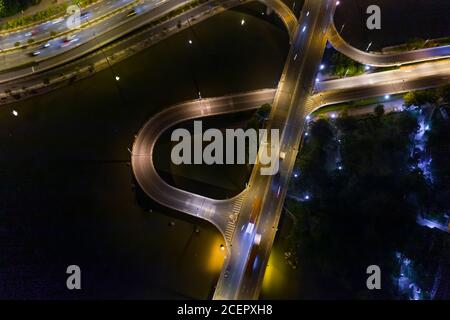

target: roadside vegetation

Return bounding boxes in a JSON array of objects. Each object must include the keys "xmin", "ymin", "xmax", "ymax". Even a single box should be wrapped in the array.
[
  {"xmin": 286, "ymin": 104, "xmax": 448, "ymax": 298},
  {"xmin": 329, "ymin": 51, "xmax": 365, "ymax": 77},
  {"xmin": 387, "ymin": 37, "xmax": 450, "ymax": 53},
  {"xmin": 0, "ymin": 0, "xmax": 40, "ymax": 18}
]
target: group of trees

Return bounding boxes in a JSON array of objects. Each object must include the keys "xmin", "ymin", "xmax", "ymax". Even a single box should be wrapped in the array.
[
  {"xmin": 0, "ymin": 0, "xmax": 40, "ymax": 18},
  {"xmin": 286, "ymin": 110, "xmax": 445, "ymax": 298}
]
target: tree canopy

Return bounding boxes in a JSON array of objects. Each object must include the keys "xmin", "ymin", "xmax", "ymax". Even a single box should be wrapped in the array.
[{"xmin": 286, "ymin": 111, "xmax": 440, "ymax": 298}]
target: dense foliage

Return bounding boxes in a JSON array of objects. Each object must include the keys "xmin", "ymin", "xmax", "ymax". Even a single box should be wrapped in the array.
[
  {"xmin": 329, "ymin": 51, "xmax": 365, "ymax": 77},
  {"xmin": 0, "ymin": 0, "xmax": 40, "ymax": 18}
]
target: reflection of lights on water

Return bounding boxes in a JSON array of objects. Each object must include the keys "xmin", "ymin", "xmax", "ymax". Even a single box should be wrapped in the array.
[
  {"xmin": 207, "ymin": 238, "xmax": 226, "ymax": 272},
  {"xmin": 262, "ymin": 249, "xmax": 285, "ymax": 293}
]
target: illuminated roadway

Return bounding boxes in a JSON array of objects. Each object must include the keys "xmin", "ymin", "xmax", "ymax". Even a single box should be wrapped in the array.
[
  {"xmin": 213, "ymin": 0, "xmax": 336, "ymax": 300},
  {"xmin": 0, "ymin": 0, "xmax": 185, "ymax": 82},
  {"xmin": 133, "ymin": 0, "xmax": 338, "ymax": 300},
  {"xmin": 328, "ymin": 21, "xmax": 450, "ymax": 67},
  {"xmin": 0, "ymin": 0, "xmax": 138, "ymax": 50}
]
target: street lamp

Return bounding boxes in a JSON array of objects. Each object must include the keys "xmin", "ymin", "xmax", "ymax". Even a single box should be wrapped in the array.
[
  {"xmin": 115, "ymin": 76, "xmax": 120, "ymax": 81},
  {"xmin": 12, "ymin": 110, "xmax": 18, "ymax": 117}
]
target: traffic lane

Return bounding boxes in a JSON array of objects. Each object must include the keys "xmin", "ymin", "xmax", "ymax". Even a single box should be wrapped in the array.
[
  {"xmin": 0, "ymin": 0, "xmax": 138, "ymax": 49},
  {"xmin": 328, "ymin": 23, "xmax": 450, "ymax": 67},
  {"xmin": 132, "ymin": 90, "xmax": 277, "ymax": 237},
  {"xmin": 229, "ymin": 0, "xmax": 335, "ymax": 300},
  {"xmin": 0, "ymin": 0, "xmax": 206, "ymax": 91},
  {"xmin": 0, "ymin": 0, "xmax": 186, "ymax": 83},
  {"xmin": 0, "ymin": 1, "xmax": 158, "ymax": 72}
]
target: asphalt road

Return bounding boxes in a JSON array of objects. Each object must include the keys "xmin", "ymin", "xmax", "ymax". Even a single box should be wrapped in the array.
[
  {"xmin": 131, "ymin": 89, "xmax": 277, "ymax": 246},
  {"xmin": 214, "ymin": 0, "xmax": 337, "ymax": 300}
]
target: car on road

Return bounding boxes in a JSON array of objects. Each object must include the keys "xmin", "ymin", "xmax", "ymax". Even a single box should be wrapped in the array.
[
  {"xmin": 126, "ymin": 9, "xmax": 137, "ymax": 18},
  {"xmin": 244, "ymin": 235, "xmax": 261, "ymax": 278},
  {"xmin": 24, "ymin": 29, "xmax": 39, "ymax": 37},
  {"xmin": 61, "ymin": 35, "xmax": 79, "ymax": 48},
  {"xmin": 80, "ymin": 11, "xmax": 91, "ymax": 20}
]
